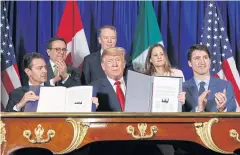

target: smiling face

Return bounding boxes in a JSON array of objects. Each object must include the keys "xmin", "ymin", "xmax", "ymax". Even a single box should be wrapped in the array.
[{"xmin": 188, "ymin": 50, "xmax": 211, "ymax": 78}]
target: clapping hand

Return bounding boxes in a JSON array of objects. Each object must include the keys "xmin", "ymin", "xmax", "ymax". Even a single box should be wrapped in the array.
[
  {"xmin": 198, "ymin": 90, "xmax": 211, "ymax": 112},
  {"xmin": 215, "ymin": 89, "xmax": 227, "ymax": 112}
]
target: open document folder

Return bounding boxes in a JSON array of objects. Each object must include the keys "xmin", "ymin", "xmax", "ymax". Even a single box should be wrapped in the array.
[
  {"xmin": 125, "ymin": 70, "xmax": 183, "ymax": 112},
  {"xmin": 24, "ymin": 86, "xmax": 96, "ymax": 112}
]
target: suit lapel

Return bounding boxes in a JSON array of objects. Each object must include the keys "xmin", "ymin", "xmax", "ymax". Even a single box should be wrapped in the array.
[
  {"xmin": 47, "ymin": 62, "xmax": 54, "ymax": 85},
  {"xmin": 124, "ymin": 77, "xmax": 127, "ymax": 85},
  {"xmin": 205, "ymin": 77, "xmax": 217, "ymax": 111},
  {"xmin": 22, "ymin": 85, "xmax": 30, "ymax": 92},
  {"xmin": 20, "ymin": 85, "xmax": 30, "ymax": 112},
  {"xmin": 101, "ymin": 78, "xmax": 122, "ymax": 111},
  {"xmin": 187, "ymin": 78, "xmax": 199, "ymax": 107}
]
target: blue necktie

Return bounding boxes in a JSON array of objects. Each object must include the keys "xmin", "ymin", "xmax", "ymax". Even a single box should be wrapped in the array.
[
  {"xmin": 198, "ymin": 81, "xmax": 206, "ymax": 96},
  {"xmin": 24, "ymin": 86, "xmax": 41, "ymax": 112}
]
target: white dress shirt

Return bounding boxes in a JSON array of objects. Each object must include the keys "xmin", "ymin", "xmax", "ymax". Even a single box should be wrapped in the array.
[
  {"xmin": 100, "ymin": 49, "xmax": 104, "ymax": 56},
  {"xmin": 106, "ymin": 76, "xmax": 126, "ymax": 95},
  {"xmin": 49, "ymin": 60, "xmax": 69, "ymax": 86}
]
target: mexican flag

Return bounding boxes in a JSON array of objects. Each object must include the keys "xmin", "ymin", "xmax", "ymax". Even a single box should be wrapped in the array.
[{"xmin": 132, "ymin": 1, "xmax": 163, "ymax": 73}]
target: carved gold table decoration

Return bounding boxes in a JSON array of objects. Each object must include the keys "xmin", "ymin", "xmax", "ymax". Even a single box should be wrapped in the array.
[
  {"xmin": 194, "ymin": 118, "xmax": 232, "ymax": 154},
  {"xmin": 1, "ymin": 112, "xmax": 240, "ymax": 155},
  {"xmin": 23, "ymin": 124, "xmax": 55, "ymax": 144},
  {"xmin": 0, "ymin": 121, "xmax": 6, "ymax": 145},
  {"xmin": 229, "ymin": 129, "xmax": 240, "ymax": 143},
  {"xmin": 126, "ymin": 123, "xmax": 158, "ymax": 139}
]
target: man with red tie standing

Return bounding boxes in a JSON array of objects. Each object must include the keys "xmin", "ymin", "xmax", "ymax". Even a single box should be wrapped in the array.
[{"xmin": 90, "ymin": 47, "xmax": 126, "ymax": 112}]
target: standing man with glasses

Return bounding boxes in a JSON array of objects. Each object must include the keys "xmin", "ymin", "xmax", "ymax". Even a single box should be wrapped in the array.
[{"xmin": 46, "ymin": 37, "xmax": 81, "ymax": 87}]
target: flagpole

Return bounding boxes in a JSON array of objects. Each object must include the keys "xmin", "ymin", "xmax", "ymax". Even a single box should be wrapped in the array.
[
  {"xmin": 0, "ymin": 1, "xmax": 2, "ymax": 110},
  {"xmin": 0, "ymin": 1, "xmax": 2, "ymax": 54},
  {"xmin": 0, "ymin": 1, "xmax": 2, "ymax": 69}
]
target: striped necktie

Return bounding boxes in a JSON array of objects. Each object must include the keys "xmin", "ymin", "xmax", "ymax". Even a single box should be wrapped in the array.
[{"xmin": 53, "ymin": 65, "xmax": 58, "ymax": 76}]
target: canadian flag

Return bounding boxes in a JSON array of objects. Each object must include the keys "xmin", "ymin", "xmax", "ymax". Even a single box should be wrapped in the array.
[{"xmin": 57, "ymin": 1, "xmax": 90, "ymax": 69}]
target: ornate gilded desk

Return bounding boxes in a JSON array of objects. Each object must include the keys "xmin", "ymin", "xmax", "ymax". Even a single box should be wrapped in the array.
[{"xmin": 1, "ymin": 112, "xmax": 240, "ymax": 155}]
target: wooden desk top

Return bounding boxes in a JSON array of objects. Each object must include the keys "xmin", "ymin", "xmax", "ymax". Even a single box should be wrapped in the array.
[{"xmin": 1, "ymin": 112, "xmax": 240, "ymax": 154}]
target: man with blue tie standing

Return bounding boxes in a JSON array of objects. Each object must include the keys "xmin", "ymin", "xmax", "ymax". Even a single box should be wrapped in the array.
[{"xmin": 183, "ymin": 44, "xmax": 236, "ymax": 112}]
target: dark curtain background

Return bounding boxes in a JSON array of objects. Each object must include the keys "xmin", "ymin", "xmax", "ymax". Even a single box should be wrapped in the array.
[{"xmin": 4, "ymin": 1, "xmax": 240, "ymax": 84}]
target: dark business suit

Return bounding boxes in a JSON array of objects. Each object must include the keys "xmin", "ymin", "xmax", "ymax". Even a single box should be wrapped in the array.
[
  {"xmin": 183, "ymin": 76, "xmax": 236, "ymax": 112},
  {"xmin": 90, "ymin": 77, "xmax": 171, "ymax": 155},
  {"xmin": 89, "ymin": 77, "xmax": 134, "ymax": 155},
  {"xmin": 90, "ymin": 77, "xmax": 123, "ymax": 111},
  {"xmin": 81, "ymin": 51, "xmax": 133, "ymax": 85},
  {"xmin": 46, "ymin": 62, "xmax": 81, "ymax": 87},
  {"xmin": 5, "ymin": 86, "xmax": 29, "ymax": 112},
  {"xmin": 5, "ymin": 83, "xmax": 52, "ymax": 112}
]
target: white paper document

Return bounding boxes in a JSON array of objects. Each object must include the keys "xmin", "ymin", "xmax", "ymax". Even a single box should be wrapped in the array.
[
  {"xmin": 37, "ymin": 86, "xmax": 93, "ymax": 112},
  {"xmin": 151, "ymin": 77, "xmax": 182, "ymax": 112},
  {"xmin": 125, "ymin": 70, "xmax": 183, "ymax": 112}
]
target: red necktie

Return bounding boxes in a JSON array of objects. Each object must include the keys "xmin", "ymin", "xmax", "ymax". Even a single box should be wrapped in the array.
[{"xmin": 114, "ymin": 81, "xmax": 125, "ymax": 111}]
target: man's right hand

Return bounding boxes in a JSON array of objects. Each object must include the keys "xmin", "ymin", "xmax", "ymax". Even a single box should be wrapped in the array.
[
  {"xmin": 16, "ymin": 91, "xmax": 39, "ymax": 110},
  {"xmin": 198, "ymin": 90, "xmax": 211, "ymax": 112},
  {"xmin": 52, "ymin": 74, "xmax": 62, "ymax": 84}
]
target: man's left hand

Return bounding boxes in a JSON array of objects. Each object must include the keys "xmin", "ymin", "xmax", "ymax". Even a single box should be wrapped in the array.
[
  {"xmin": 92, "ymin": 97, "xmax": 99, "ymax": 108},
  {"xmin": 55, "ymin": 60, "xmax": 69, "ymax": 80},
  {"xmin": 178, "ymin": 92, "xmax": 186, "ymax": 105},
  {"xmin": 215, "ymin": 89, "xmax": 227, "ymax": 111}
]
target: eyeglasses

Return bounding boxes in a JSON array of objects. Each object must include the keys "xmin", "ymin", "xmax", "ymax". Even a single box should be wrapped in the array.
[{"xmin": 49, "ymin": 48, "xmax": 67, "ymax": 53}]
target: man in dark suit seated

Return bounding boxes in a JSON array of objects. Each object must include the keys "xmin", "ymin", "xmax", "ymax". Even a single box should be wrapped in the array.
[
  {"xmin": 183, "ymin": 44, "xmax": 236, "ymax": 112},
  {"xmin": 5, "ymin": 53, "xmax": 47, "ymax": 112},
  {"xmin": 89, "ymin": 47, "xmax": 131, "ymax": 155},
  {"xmin": 90, "ymin": 47, "xmax": 174, "ymax": 155},
  {"xmin": 81, "ymin": 25, "xmax": 133, "ymax": 85},
  {"xmin": 5, "ymin": 52, "xmax": 99, "ymax": 113},
  {"xmin": 90, "ymin": 47, "xmax": 126, "ymax": 112},
  {"xmin": 46, "ymin": 37, "xmax": 81, "ymax": 87}
]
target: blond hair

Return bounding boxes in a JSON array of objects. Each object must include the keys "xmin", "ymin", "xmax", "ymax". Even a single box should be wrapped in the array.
[{"xmin": 101, "ymin": 47, "xmax": 125, "ymax": 63}]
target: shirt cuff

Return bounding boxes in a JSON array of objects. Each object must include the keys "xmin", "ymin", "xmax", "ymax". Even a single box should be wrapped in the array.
[
  {"xmin": 195, "ymin": 106, "xmax": 204, "ymax": 112},
  {"xmin": 50, "ymin": 79, "xmax": 55, "ymax": 86},
  {"xmin": 217, "ymin": 107, "xmax": 227, "ymax": 112},
  {"xmin": 13, "ymin": 105, "xmax": 20, "ymax": 111},
  {"xmin": 61, "ymin": 74, "xmax": 70, "ymax": 84}
]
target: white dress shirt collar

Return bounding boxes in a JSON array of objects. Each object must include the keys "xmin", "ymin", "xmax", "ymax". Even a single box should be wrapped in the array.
[
  {"xmin": 49, "ymin": 59, "xmax": 56, "ymax": 71},
  {"xmin": 28, "ymin": 81, "xmax": 44, "ymax": 86},
  {"xmin": 106, "ymin": 76, "xmax": 126, "ymax": 95},
  {"xmin": 107, "ymin": 76, "xmax": 124, "ymax": 86}
]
